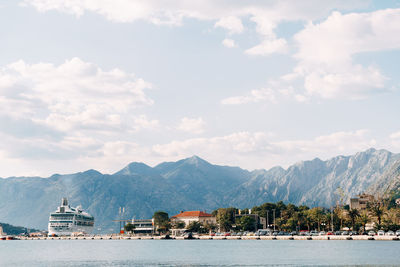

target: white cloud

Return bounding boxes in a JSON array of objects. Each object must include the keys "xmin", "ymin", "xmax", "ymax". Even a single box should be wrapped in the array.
[
  {"xmin": 0, "ymin": 57, "xmax": 161, "ymax": 174},
  {"xmin": 295, "ymin": 10, "xmax": 400, "ymax": 66},
  {"xmin": 303, "ymin": 65, "xmax": 387, "ymax": 99},
  {"xmin": 389, "ymin": 131, "xmax": 400, "ymax": 150},
  {"xmin": 223, "ymin": 8, "xmax": 400, "ymax": 104},
  {"xmin": 245, "ymin": 38, "xmax": 288, "ymax": 56},
  {"xmin": 150, "ymin": 129, "xmax": 377, "ymax": 170},
  {"xmin": 221, "ymin": 88, "xmax": 277, "ymax": 105},
  {"xmin": 0, "ymin": 57, "xmax": 155, "ymax": 133},
  {"xmin": 215, "ymin": 16, "xmax": 244, "ymax": 35},
  {"xmin": 23, "ymin": 0, "xmax": 366, "ymax": 56},
  {"xmin": 222, "ymin": 38, "xmax": 236, "ymax": 48},
  {"xmin": 390, "ymin": 131, "xmax": 400, "ymax": 140},
  {"xmin": 177, "ymin": 117, "xmax": 205, "ymax": 134},
  {"xmin": 273, "ymin": 130, "xmax": 376, "ymax": 155},
  {"xmin": 292, "ymin": 9, "xmax": 400, "ymax": 99}
]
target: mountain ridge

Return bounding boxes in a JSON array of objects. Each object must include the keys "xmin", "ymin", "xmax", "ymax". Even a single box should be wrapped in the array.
[{"xmin": 0, "ymin": 148, "xmax": 399, "ymax": 232}]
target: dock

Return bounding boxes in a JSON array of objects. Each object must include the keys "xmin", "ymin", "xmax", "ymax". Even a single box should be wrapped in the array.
[{"xmin": 11, "ymin": 235, "xmax": 400, "ymax": 241}]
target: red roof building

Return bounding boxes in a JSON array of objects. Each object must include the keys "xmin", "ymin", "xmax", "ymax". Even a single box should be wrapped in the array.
[
  {"xmin": 171, "ymin": 211, "xmax": 213, "ymax": 218},
  {"xmin": 171, "ymin": 210, "xmax": 217, "ymax": 228}
]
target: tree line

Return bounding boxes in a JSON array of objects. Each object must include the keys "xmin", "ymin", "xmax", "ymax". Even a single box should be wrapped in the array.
[{"xmin": 125, "ymin": 198, "xmax": 400, "ymax": 234}]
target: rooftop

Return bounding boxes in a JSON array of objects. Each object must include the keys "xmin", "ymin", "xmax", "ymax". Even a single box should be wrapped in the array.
[{"xmin": 171, "ymin": 211, "xmax": 213, "ymax": 218}]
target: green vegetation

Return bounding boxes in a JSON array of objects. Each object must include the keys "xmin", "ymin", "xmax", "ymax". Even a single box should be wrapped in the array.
[
  {"xmin": 186, "ymin": 221, "xmax": 202, "ymax": 232},
  {"xmin": 153, "ymin": 211, "xmax": 170, "ymax": 233},
  {"xmin": 237, "ymin": 216, "xmax": 256, "ymax": 231},
  {"xmin": 0, "ymin": 222, "xmax": 39, "ymax": 235},
  {"xmin": 215, "ymin": 208, "xmax": 237, "ymax": 232},
  {"xmin": 124, "ymin": 223, "xmax": 135, "ymax": 233},
  {"xmin": 153, "ymin": 195, "xmax": 400, "ymax": 234}
]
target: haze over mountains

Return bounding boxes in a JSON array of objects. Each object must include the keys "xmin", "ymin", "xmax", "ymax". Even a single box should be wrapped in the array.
[{"xmin": 0, "ymin": 148, "xmax": 399, "ymax": 232}]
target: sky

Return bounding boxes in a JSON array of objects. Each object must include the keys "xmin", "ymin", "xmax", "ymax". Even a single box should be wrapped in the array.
[{"xmin": 1, "ymin": 0, "xmax": 400, "ymax": 177}]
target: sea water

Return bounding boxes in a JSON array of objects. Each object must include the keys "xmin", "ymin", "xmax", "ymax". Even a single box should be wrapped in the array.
[{"xmin": 1, "ymin": 239, "xmax": 399, "ymax": 266}]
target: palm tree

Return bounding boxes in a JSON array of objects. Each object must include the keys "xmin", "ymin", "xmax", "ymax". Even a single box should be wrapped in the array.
[
  {"xmin": 369, "ymin": 202, "xmax": 385, "ymax": 226},
  {"xmin": 347, "ymin": 208, "xmax": 360, "ymax": 231},
  {"xmin": 304, "ymin": 212, "xmax": 312, "ymax": 231},
  {"xmin": 358, "ymin": 212, "xmax": 370, "ymax": 233}
]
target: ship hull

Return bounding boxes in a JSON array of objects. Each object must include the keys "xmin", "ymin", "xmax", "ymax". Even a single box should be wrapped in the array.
[{"xmin": 48, "ymin": 225, "xmax": 93, "ymax": 236}]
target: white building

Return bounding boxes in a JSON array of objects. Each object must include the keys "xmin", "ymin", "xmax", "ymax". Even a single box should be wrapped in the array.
[{"xmin": 171, "ymin": 211, "xmax": 216, "ymax": 227}]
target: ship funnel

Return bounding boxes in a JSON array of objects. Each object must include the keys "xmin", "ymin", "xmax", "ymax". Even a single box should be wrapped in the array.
[{"xmin": 61, "ymin": 198, "xmax": 68, "ymax": 206}]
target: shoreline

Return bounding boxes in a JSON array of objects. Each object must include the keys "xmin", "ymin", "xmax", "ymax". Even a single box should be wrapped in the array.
[{"xmin": 11, "ymin": 235, "xmax": 400, "ymax": 241}]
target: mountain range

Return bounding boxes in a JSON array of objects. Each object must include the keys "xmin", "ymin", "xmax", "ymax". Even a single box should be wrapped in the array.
[{"xmin": 0, "ymin": 148, "xmax": 399, "ymax": 232}]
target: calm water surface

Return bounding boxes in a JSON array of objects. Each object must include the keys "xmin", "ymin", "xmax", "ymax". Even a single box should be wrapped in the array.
[{"xmin": 0, "ymin": 240, "xmax": 399, "ymax": 266}]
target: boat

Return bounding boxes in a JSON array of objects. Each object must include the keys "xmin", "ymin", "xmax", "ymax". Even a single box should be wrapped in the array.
[
  {"xmin": 0, "ymin": 225, "xmax": 6, "ymax": 240},
  {"xmin": 48, "ymin": 198, "xmax": 94, "ymax": 237}
]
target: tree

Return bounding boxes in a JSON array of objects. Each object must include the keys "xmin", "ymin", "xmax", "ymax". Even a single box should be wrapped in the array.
[
  {"xmin": 173, "ymin": 221, "xmax": 185, "ymax": 229},
  {"xmin": 238, "ymin": 216, "xmax": 256, "ymax": 231},
  {"xmin": 382, "ymin": 209, "xmax": 399, "ymax": 231},
  {"xmin": 308, "ymin": 208, "xmax": 324, "ymax": 231},
  {"xmin": 153, "ymin": 211, "xmax": 170, "ymax": 233},
  {"xmin": 240, "ymin": 208, "xmax": 250, "ymax": 215},
  {"xmin": 203, "ymin": 223, "xmax": 217, "ymax": 233},
  {"xmin": 358, "ymin": 212, "xmax": 370, "ymax": 233},
  {"xmin": 369, "ymin": 202, "xmax": 385, "ymax": 226},
  {"xmin": 124, "ymin": 223, "xmax": 135, "ymax": 234},
  {"xmin": 251, "ymin": 202, "xmax": 276, "ymax": 226},
  {"xmin": 186, "ymin": 221, "xmax": 202, "ymax": 233},
  {"xmin": 217, "ymin": 208, "xmax": 236, "ymax": 232},
  {"xmin": 347, "ymin": 208, "xmax": 360, "ymax": 231}
]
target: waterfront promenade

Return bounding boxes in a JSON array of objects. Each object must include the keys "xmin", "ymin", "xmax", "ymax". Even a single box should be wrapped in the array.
[{"xmin": 15, "ymin": 235, "xmax": 400, "ymax": 241}]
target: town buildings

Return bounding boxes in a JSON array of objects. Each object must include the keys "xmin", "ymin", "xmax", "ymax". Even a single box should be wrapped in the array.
[
  {"xmin": 349, "ymin": 193, "xmax": 375, "ymax": 210},
  {"xmin": 235, "ymin": 213, "xmax": 267, "ymax": 230},
  {"xmin": 130, "ymin": 219, "xmax": 155, "ymax": 235}
]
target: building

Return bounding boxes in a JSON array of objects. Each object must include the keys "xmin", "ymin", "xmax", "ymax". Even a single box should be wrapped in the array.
[
  {"xmin": 130, "ymin": 219, "xmax": 155, "ymax": 235},
  {"xmin": 349, "ymin": 193, "xmax": 375, "ymax": 210},
  {"xmin": 235, "ymin": 213, "xmax": 267, "ymax": 230},
  {"xmin": 170, "ymin": 211, "xmax": 217, "ymax": 227}
]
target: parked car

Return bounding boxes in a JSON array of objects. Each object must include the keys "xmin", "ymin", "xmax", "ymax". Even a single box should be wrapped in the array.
[
  {"xmin": 385, "ymin": 231, "xmax": 395, "ymax": 236},
  {"xmin": 256, "ymin": 230, "xmax": 269, "ymax": 236},
  {"xmin": 377, "ymin": 230, "xmax": 385, "ymax": 236},
  {"xmin": 368, "ymin": 231, "xmax": 376, "ymax": 236},
  {"xmin": 341, "ymin": 231, "xmax": 349, "ymax": 236},
  {"xmin": 290, "ymin": 231, "xmax": 298, "ymax": 236},
  {"xmin": 327, "ymin": 231, "xmax": 334, "ymax": 235},
  {"xmin": 310, "ymin": 230, "xmax": 319, "ymax": 236},
  {"xmin": 335, "ymin": 231, "xmax": 342, "ymax": 235},
  {"xmin": 396, "ymin": 230, "xmax": 400, "ymax": 236},
  {"xmin": 299, "ymin": 231, "xmax": 309, "ymax": 236},
  {"xmin": 278, "ymin": 231, "xmax": 290, "ymax": 236},
  {"xmin": 319, "ymin": 231, "xmax": 326, "ymax": 236}
]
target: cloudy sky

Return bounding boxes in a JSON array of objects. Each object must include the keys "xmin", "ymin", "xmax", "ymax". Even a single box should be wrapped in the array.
[{"xmin": 1, "ymin": 0, "xmax": 400, "ymax": 177}]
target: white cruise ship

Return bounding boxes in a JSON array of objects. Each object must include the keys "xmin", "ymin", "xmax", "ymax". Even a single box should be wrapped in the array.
[{"xmin": 48, "ymin": 198, "xmax": 94, "ymax": 236}]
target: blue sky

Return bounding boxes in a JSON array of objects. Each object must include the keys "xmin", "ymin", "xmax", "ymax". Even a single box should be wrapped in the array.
[{"xmin": 0, "ymin": 0, "xmax": 400, "ymax": 176}]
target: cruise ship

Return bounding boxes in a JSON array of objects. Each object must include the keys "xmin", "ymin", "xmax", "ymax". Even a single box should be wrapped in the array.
[{"xmin": 48, "ymin": 198, "xmax": 94, "ymax": 236}]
